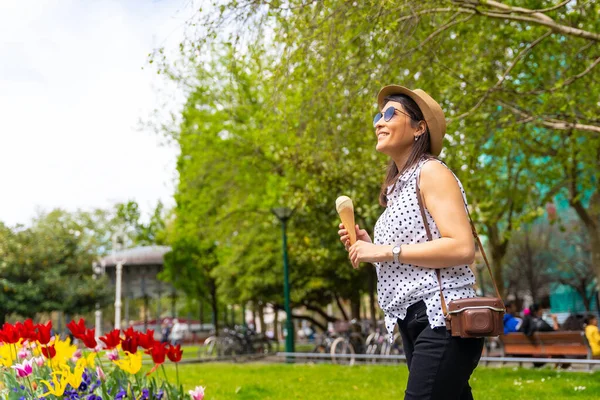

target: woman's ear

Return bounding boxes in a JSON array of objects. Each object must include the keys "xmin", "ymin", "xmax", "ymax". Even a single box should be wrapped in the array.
[{"xmin": 414, "ymin": 120, "xmax": 427, "ymax": 138}]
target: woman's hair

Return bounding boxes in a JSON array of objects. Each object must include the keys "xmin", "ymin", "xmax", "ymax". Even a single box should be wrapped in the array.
[
  {"xmin": 584, "ymin": 314, "xmax": 598, "ymax": 325},
  {"xmin": 379, "ymin": 94, "xmax": 433, "ymax": 207}
]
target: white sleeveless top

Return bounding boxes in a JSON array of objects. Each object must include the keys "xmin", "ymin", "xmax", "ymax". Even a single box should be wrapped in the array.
[{"xmin": 373, "ymin": 157, "xmax": 476, "ymax": 340}]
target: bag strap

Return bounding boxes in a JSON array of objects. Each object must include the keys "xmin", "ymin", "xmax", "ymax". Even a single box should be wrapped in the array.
[{"xmin": 414, "ymin": 168, "xmax": 503, "ymax": 317}]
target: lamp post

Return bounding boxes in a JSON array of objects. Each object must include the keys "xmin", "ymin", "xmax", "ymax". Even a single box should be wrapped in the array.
[
  {"xmin": 476, "ymin": 263, "xmax": 486, "ymax": 297},
  {"xmin": 92, "ymin": 260, "xmax": 105, "ymax": 338},
  {"xmin": 112, "ymin": 231, "xmax": 127, "ymax": 330},
  {"xmin": 272, "ymin": 207, "xmax": 295, "ymax": 355}
]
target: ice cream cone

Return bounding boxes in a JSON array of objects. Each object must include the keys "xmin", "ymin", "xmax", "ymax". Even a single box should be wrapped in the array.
[{"xmin": 336, "ymin": 196, "xmax": 356, "ymax": 245}]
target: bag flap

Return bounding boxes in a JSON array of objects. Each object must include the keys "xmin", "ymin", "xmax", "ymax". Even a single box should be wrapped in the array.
[{"xmin": 448, "ymin": 297, "xmax": 504, "ymax": 312}]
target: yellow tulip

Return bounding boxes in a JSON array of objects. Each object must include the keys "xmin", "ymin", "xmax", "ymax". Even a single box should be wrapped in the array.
[
  {"xmin": 0, "ymin": 344, "xmax": 16, "ymax": 367},
  {"xmin": 40, "ymin": 371, "xmax": 68, "ymax": 397},
  {"xmin": 67, "ymin": 359, "xmax": 86, "ymax": 390},
  {"xmin": 49, "ymin": 337, "xmax": 77, "ymax": 369},
  {"xmin": 113, "ymin": 351, "xmax": 142, "ymax": 375}
]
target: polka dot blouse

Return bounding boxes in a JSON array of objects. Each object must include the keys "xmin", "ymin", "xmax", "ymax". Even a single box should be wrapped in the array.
[{"xmin": 373, "ymin": 157, "xmax": 476, "ymax": 340}]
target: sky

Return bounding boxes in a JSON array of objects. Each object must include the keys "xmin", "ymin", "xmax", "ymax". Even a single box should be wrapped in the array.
[{"xmin": 0, "ymin": 0, "xmax": 193, "ymax": 226}]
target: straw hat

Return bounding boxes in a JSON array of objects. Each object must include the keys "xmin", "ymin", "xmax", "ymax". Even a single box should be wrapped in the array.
[{"xmin": 377, "ymin": 85, "xmax": 446, "ymax": 156}]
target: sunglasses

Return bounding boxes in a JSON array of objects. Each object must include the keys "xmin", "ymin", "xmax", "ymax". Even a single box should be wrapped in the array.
[{"xmin": 373, "ymin": 107, "xmax": 411, "ymax": 127}]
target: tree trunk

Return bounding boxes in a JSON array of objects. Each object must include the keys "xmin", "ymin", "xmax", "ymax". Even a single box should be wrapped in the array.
[
  {"xmin": 350, "ymin": 291, "xmax": 361, "ymax": 320},
  {"xmin": 273, "ymin": 307, "xmax": 279, "ymax": 341},
  {"xmin": 486, "ymin": 223, "xmax": 509, "ymax": 298},
  {"xmin": 491, "ymin": 251, "xmax": 506, "ymax": 299},
  {"xmin": 209, "ymin": 282, "xmax": 219, "ymax": 335},
  {"xmin": 0, "ymin": 313, "xmax": 5, "ymax": 325},
  {"xmin": 369, "ymin": 268, "xmax": 377, "ymax": 331},
  {"xmin": 258, "ymin": 304, "xmax": 265, "ymax": 333},
  {"xmin": 334, "ymin": 292, "xmax": 349, "ymax": 321},
  {"xmin": 588, "ymin": 228, "xmax": 600, "ymax": 315}
]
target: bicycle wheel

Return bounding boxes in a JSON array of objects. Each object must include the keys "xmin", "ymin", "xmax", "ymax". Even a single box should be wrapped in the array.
[
  {"xmin": 202, "ymin": 336, "xmax": 218, "ymax": 358},
  {"xmin": 330, "ymin": 337, "xmax": 355, "ymax": 365}
]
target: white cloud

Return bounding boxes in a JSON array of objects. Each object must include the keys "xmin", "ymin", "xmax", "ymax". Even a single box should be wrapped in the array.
[{"xmin": 0, "ymin": 0, "xmax": 190, "ymax": 225}]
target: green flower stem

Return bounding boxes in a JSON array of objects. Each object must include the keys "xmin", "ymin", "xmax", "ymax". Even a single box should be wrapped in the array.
[
  {"xmin": 175, "ymin": 363, "xmax": 180, "ymax": 387},
  {"xmin": 93, "ymin": 351, "xmax": 109, "ymax": 396},
  {"xmin": 25, "ymin": 375, "xmax": 35, "ymax": 399},
  {"xmin": 161, "ymin": 364, "xmax": 169, "ymax": 384}
]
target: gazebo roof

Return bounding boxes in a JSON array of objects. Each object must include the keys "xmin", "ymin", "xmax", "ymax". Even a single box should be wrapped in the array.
[{"xmin": 101, "ymin": 246, "xmax": 171, "ymax": 267}]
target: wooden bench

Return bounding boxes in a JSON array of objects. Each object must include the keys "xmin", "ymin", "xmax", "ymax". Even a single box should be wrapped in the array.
[{"xmin": 499, "ymin": 331, "xmax": 592, "ymax": 360}]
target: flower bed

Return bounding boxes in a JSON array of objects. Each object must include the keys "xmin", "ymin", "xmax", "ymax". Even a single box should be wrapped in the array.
[{"xmin": 0, "ymin": 319, "xmax": 205, "ymax": 399}]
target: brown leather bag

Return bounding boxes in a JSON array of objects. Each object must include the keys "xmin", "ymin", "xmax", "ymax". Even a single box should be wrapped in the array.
[{"xmin": 416, "ymin": 174, "xmax": 505, "ymax": 338}]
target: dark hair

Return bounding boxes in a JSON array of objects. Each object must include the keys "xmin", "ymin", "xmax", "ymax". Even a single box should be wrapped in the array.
[
  {"xmin": 379, "ymin": 94, "xmax": 433, "ymax": 207},
  {"xmin": 529, "ymin": 303, "xmax": 541, "ymax": 313},
  {"xmin": 584, "ymin": 314, "xmax": 598, "ymax": 325}
]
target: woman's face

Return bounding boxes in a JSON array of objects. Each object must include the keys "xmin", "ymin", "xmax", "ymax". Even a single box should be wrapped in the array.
[{"xmin": 374, "ymin": 101, "xmax": 418, "ymax": 156}]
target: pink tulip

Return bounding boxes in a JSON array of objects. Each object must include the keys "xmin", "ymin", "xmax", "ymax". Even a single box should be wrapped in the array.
[
  {"xmin": 188, "ymin": 386, "xmax": 205, "ymax": 400},
  {"xmin": 71, "ymin": 349, "xmax": 83, "ymax": 362},
  {"xmin": 18, "ymin": 348, "xmax": 30, "ymax": 359},
  {"xmin": 96, "ymin": 366, "xmax": 106, "ymax": 381},
  {"xmin": 33, "ymin": 356, "xmax": 45, "ymax": 367},
  {"xmin": 11, "ymin": 359, "xmax": 33, "ymax": 378},
  {"xmin": 106, "ymin": 349, "xmax": 119, "ymax": 361}
]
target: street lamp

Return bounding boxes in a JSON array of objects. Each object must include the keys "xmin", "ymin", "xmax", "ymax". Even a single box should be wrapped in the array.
[
  {"xmin": 92, "ymin": 260, "xmax": 106, "ymax": 338},
  {"xmin": 476, "ymin": 263, "xmax": 486, "ymax": 297},
  {"xmin": 112, "ymin": 230, "xmax": 127, "ymax": 330},
  {"xmin": 272, "ymin": 207, "xmax": 295, "ymax": 355}
]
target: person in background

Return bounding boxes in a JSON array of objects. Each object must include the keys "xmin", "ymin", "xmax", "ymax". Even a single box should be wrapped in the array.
[
  {"xmin": 503, "ymin": 301, "xmax": 523, "ymax": 334},
  {"xmin": 160, "ymin": 321, "xmax": 171, "ymax": 344},
  {"xmin": 519, "ymin": 304, "xmax": 559, "ymax": 336},
  {"xmin": 170, "ymin": 319, "xmax": 184, "ymax": 346},
  {"xmin": 584, "ymin": 315, "xmax": 600, "ymax": 358}
]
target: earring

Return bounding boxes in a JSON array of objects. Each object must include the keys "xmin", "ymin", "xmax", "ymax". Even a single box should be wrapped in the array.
[{"xmin": 414, "ymin": 135, "xmax": 419, "ymax": 141}]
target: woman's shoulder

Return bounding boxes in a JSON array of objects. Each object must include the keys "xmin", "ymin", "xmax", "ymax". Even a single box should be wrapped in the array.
[{"xmin": 419, "ymin": 157, "xmax": 456, "ymax": 184}]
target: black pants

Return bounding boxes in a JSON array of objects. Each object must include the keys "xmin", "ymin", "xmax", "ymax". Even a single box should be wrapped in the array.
[{"xmin": 397, "ymin": 301, "xmax": 484, "ymax": 400}]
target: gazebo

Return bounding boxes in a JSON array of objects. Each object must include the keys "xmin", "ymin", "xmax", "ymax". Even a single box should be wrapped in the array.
[{"xmin": 97, "ymin": 245, "xmax": 176, "ymax": 334}]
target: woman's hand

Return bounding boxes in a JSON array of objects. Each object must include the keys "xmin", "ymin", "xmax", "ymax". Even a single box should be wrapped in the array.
[
  {"xmin": 348, "ymin": 241, "xmax": 383, "ymax": 269},
  {"xmin": 338, "ymin": 223, "xmax": 372, "ymax": 251}
]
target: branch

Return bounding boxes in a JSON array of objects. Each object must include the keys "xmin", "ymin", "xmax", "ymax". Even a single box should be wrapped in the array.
[
  {"xmin": 300, "ymin": 301, "xmax": 337, "ymax": 323},
  {"xmin": 524, "ymin": 54, "xmax": 600, "ymax": 95},
  {"xmin": 289, "ymin": 313, "xmax": 327, "ymax": 332},
  {"xmin": 477, "ymin": 0, "xmax": 573, "ymax": 15},
  {"xmin": 450, "ymin": 30, "xmax": 552, "ymax": 122},
  {"xmin": 499, "ymin": 100, "xmax": 600, "ymax": 134},
  {"xmin": 398, "ymin": 13, "xmax": 475, "ymax": 57},
  {"xmin": 471, "ymin": 8, "xmax": 600, "ymax": 42}
]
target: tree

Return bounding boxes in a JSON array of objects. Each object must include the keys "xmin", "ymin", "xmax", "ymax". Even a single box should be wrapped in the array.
[
  {"xmin": 152, "ymin": 0, "xmax": 599, "ymax": 315},
  {"xmin": 0, "ymin": 211, "xmax": 113, "ymax": 324},
  {"xmin": 551, "ymin": 219, "xmax": 597, "ymax": 311},
  {"xmin": 504, "ymin": 221, "xmax": 554, "ymax": 304}
]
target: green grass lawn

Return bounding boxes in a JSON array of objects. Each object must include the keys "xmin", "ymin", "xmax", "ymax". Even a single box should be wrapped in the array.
[{"xmin": 161, "ymin": 363, "xmax": 600, "ymax": 400}]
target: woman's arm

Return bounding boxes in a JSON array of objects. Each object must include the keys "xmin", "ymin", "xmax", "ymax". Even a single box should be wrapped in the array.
[{"xmin": 349, "ymin": 161, "xmax": 475, "ymax": 269}]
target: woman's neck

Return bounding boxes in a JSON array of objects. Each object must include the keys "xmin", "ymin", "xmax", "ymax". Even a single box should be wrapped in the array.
[{"xmin": 392, "ymin": 148, "xmax": 414, "ymax": 173}]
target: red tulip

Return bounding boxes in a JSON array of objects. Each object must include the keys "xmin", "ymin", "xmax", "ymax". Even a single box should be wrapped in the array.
[
  {"xmin": 81, "ymin": 329, "xmax": 97, "ymax": 349},
  {"xmin": 41, "ymin": 345, "xmax": 56, "ymax": 359},
  {"xmin": 67, "ymin": 319, "xmax": 87, "ymax": 339},
  {"xmin": 137, "ymin": 330, "xmax": 156, "ymax": 350},
  {"xmin": 99, "ymin": 329, "xmax": 121, "ymax": 350},
  {"xmin": 121, "ymin": 335, "xmax": 138, "ymax": 354},
  {"xmin": 145, "ymin": 342, "xmax": 167, "ymax": 365},
  {"xmin": 17, "ymin": 319, "xmax": 38, "ymax": 342},
  {"xmin": 36, "ymin": 321, "xmax": 53, "ymax": 345},
  {"xmin": 0, "ymin": 323, "xmax": 20, "ymax": 344},
  {"xmin": 122, "ymin": 327, "xmax": 136, "ymax": 339},
  {"xmin": 167, "ymin": 344, "xmax": 183, "ymax": 363}
]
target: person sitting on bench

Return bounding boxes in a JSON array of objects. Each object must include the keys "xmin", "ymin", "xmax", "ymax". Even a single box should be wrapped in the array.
[
  {"xmin": 584, "ymin": 315, "xmax": 600, "ymax": 358},
  {"xmin": 520, "ymin": 304, "xmax": 559, "ymax": 336},
  {"xmin": 503, "ymin": 301, "xmax": 523, "ymax": 334}
]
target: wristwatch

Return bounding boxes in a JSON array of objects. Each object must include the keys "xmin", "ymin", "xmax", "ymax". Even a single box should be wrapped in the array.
[{"xmin": 392, "ymin": 245, "xmax": 402, "ymax": 263}]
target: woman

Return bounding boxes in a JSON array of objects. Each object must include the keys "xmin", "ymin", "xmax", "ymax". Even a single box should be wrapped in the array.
[{"xmin": 338, "ymin": 85, "xmax": 483, "ymax": 399}]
